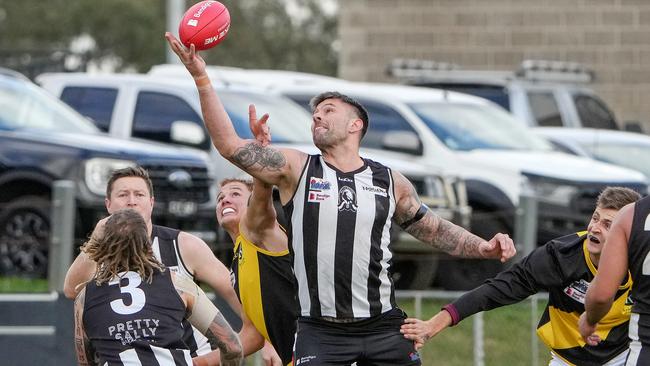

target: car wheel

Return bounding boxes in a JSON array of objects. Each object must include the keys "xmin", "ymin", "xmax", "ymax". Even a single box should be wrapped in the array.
[{"xmin": 0, "ymin": 196, "xmax": 51, "ymax": 277}]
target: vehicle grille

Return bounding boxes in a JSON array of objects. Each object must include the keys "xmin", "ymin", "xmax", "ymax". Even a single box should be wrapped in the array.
[{"xmin": 142, "ymin": 164, "xmax": 211, "ymax": 204}]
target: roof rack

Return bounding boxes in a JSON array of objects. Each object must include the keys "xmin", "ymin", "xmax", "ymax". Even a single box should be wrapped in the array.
[
  {"xmin": 516, "ymin": 59, "xmax": 594, "ymax": 83},
  {"xmin": 387, "ymin": 58, "xmax": 594, "ymax": 84}
]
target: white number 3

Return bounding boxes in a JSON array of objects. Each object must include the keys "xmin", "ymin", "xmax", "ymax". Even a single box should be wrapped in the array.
[{"xmin": 109, "ymin": 271, "xmax": 146, "ymax": 315}]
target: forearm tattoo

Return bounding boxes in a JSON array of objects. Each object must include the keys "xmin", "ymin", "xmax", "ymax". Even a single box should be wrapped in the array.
[
  {"xmin": 205, "ymin": 314, "xmax": 243, "ymax": 366},
  {"xmin": 74, "ymin": 292, "xmax": 94, "ymax": 366},
  {"xmin": 404, "ymin": 208, "xmax": 485, "ymax": 258},
  {"xmin": 231, "ymin": 142, "xmax": 285, "ymax": 172}
]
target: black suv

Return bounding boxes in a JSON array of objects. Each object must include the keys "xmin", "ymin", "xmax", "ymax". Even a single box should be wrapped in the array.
[{"xmin": 0, "ymin": 68, "xmax": 215, "ymax": 277}]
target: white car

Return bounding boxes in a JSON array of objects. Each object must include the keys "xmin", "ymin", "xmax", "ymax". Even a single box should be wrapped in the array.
[
  {"xmin": 36, "ymin": 71, "xmax": 470, "ymax": 290},
  {"xmin": 535, "ymin": 127, "xmax": 650, "ymax": 180},
  {"xmin": 154, "ymin": 65, "xmax": 649, "ymax": 289}
]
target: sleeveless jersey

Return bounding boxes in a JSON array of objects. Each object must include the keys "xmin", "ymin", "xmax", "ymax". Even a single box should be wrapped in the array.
[
  {"xmin": 151, "ymin": 225, "xmax": 210, "ymax": 356},
  {"xmin": 283, "ymin": 155, "xmax": 396, "ymax": 319},
  {"xmin": 83, "ymin": 270, "xmax": 193, "ymax": 366},
  {"xmin": 230, "ymin": 232, "xmax": 297, "ymax": 365}
]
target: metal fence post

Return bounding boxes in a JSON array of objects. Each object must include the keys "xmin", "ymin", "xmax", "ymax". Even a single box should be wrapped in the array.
[
  {"xmin": 48, "ymin": 180, "xmax": 76, "ymax": 293},
  {"xmin": 473, "ymin": 312, "xmax": 484, "ymax": 366},
  {"xmin": 515, "ymin": 189, "xmax": 538, "ymax": 256}
]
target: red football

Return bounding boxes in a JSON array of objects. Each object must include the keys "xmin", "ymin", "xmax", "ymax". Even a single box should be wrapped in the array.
[{"xmin": 179, "ymin": 1, "xmax": 230, "ymax": 51}]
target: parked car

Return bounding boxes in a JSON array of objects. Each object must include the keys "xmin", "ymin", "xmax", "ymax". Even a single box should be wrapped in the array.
[
  {"xmin": 387, "ymin": 59, "xmax": 645, "ymax": 132},
  {"xmin": 0, "ymin": 68, "xmax": 216, "ymax": 277},
  {"xmin": 535, "ymin": 127, "xmax": 650, "ymax": 180},
  {"xmin": 170, "ymin": 66, "xmax": 649, "ymax": 289},
  {"xmin": 36, "ymin": 71, "xmax": 471, "ymax": 289}
]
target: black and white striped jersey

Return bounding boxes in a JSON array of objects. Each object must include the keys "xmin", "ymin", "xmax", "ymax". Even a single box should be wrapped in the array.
[
  {"xmin": 151, "ymin": 226, "xmax": 210, "ymax": 356},
  {"xmin": 83, "ymin": 270, "xmax": 193, "ymax": 366},
  {"xmin": 283, "ymin": 155, "xmax": 397, "ymax": 319}
]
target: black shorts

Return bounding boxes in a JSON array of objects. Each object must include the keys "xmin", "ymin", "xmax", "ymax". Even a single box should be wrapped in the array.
[{"xmin": 293, "ymin": 308, "xmax": 421, "ymax": 366}]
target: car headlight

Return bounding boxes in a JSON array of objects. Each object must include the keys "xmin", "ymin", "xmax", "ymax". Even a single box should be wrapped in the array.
[
  {"xmin": 84, "ymin": 158, "xmax": 137, "ymax": 196},
  {"xmin": 522, "ymin": 174, "xmax": 578, "ymax": 207}
]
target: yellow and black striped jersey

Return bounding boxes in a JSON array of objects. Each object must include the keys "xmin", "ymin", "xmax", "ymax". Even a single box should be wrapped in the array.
[
  {"xmin": 231, "ymin": 232, "xmax": 297, "ymax": 366},
  {"xmin": 445, "ymin": 232, "xmax": 631, "ymax": 366}
]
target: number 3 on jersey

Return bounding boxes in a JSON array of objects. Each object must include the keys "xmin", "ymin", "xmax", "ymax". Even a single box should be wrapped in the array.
[{"xmin": 109, "ymin": 271, "xmax": 146, "ymax": 315}]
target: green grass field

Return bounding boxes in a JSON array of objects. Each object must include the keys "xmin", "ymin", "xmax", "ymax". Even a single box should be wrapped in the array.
[
  {"xmin": 0, "ymin": 279, "xmax": 550, "ymax": 365},
  {"xmin": 398, "ymin": 298, "xmax": 549, "ymax": 366}
]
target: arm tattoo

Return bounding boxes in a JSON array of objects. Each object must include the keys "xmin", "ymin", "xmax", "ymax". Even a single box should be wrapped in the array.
[
  {"xmin": 231, "ymin": 142, "xmax": 285, "ymax": 172},
  {"xmin": 405, "ymin": 210, "xmax": 485, "ymax": 258},
  {"xmin": 205, "ymin": 314, "xmax": 243, "ymax": 366},
  {"xmin": 74, "ymin": 291, "xmax": 94, "ymax": 366}
]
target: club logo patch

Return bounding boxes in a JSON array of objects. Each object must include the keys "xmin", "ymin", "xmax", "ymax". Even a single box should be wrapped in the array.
[
  {"xmin": 563, "ymin": 279, "xmax": 590, "ymax": 303},
  {"xmin": 338, "ymin": 186, "xmax": 358, "ymax": 212}
]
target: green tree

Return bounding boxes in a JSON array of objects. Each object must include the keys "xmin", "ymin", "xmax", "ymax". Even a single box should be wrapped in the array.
[{"xmin": 0, "ymin": 0, "xmax": 337, "ymax": 77}]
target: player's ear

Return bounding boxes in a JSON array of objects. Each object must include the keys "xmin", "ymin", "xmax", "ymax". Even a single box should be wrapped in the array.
[{"xmin": 348, "ymin": 117, "xmax": 363, "ymax": 134}]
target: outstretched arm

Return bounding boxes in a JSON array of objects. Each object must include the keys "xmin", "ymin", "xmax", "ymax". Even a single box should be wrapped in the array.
[
  {"xmin": 392, "ymin": 171, "xmax": 516, "ymax": 261},
  {"xmin": 165, "ymin": 33, "xmax": 303, "ymax": 190}
]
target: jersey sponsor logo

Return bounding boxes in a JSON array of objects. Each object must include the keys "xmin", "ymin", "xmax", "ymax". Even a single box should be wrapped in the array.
[
  {"xmin": 108, "ymin": 318, "xmax": 161, "ymax": 345},
  {"xmin": 308, "ymin": 191, "xmax": 330, "ymax": 203},
  {"xmin": 338, "ymin": 176, "xmax": 353, "ymax": 183},
  {"xmin": 362, "ymin": 185, "xmax": 387, "ymax": 197},
  {"xmin": 563, "ymin": 279, "xmax": 590, "ymax": 303},
  {"xmin": 309, "ymin": 177, "xmax": 331, "ymax": 191},
  {"xmin": 338, "ymin": 186, "xmax": 358, "ymax": 212},
  {"xmin": 295, "ymin": 355, "xmax": 316, "ymax": 365}
]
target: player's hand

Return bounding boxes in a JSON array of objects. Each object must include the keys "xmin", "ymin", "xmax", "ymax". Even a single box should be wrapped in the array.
[
  {"xmin": 480, "ymin": 233, "xmax": 516, "ymax": 262},
  {"xmin": 165, "ymin": 32, "xmax": 207, "ymax": 79},
  {"xmin": 249, "ymin": 104, "xmax": 271, "ymax": 146},
  {"xmin": 260, "ymin": 341, "xmax": 282, "ymax": 366},
  {"xmin": 401, "ymin": 311, "xmax": 452, "ymax": 350},
  {"xmin": 578, "ymin": 312, "xmax": 601, "ymax": 346}
]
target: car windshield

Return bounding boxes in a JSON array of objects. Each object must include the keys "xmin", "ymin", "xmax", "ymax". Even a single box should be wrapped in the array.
[
  {"xmin": 218, "ymin": 90, "xmax": 313, "ymax": 143},
  {"xmin": 409, "ymin": 101, "xmax": 553, "ymax": 151},
  {"xmin": 0, "ymin": 76, "xmax": 100, "ymax": 133},
  {"xmin": 581, "ymin": 143, "xmax": 650, "ymax": 179}
]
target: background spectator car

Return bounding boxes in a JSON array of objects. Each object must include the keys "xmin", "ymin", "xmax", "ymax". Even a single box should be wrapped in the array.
[
  {"xmin": 172, "ymin": 65, "xmax": 649, "ymax": 289},
  {"xmin": 387, "ymin": 59, "xmax": 644, "ymax": 132},
  {"xmin": 37, "ymin": 71, "xmax": 470, "ymax": 290},
  {"xmin": 535, "ymin": 127, "xmax": 650, "ymax": 180},
  {"xmin": 0, "ymin": 67, "xmax": 215, "ymax": 277}
]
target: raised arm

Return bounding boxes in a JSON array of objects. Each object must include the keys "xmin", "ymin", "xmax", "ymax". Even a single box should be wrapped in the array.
[
  {"xmin": 73, "ymin": 287, "xmax": 95, "ymax": 366},
  {"xmin": 165, "ymin": 33, "xmax": 304, "ymax": 190},
  {"xmin": 391, "ymin": 171, "xmax": 516, "ymax": 261},
  {"xmin": 64, "ymin": 251, "xmax": 96, "ymax": 299}
]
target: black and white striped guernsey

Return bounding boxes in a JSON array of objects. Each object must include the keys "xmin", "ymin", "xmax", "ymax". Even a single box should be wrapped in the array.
[
  {"xmin": 151, "ymin": 226, "xmax": 210, "ymax": 357},
  {"xmin": 283, "ymin": 155, "xmax": 397, "ymax": 319}
]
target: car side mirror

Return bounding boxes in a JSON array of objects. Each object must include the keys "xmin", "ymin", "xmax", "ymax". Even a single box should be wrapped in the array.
[
  {"xmin": 170, "ymin": 121, "xmax": 206, "ymax": 146},
  {"xmin": 381, "ymin": 130, "xmax": 423, "ymax": 155},
  {"xmin": 623, "ymin": 120, "xmax": 644, "ymax": 134}
]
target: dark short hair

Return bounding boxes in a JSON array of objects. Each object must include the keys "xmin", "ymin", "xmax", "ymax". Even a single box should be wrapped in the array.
[
  {"xmin": 106, "ymin": 166, "xmax": 154, "ymax": 198},
  {"xmin": 309, "ymin": 91, "xmax": 369, "ymax": 139},
  {"xmin": 596, "ymin": 186, "xmax": 641, "ymax": 210}
]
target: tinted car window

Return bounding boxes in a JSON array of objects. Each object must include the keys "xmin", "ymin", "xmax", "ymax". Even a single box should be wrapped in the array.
[
  {"xmin": 416, "ymin": 83, "xmax": 511, "ymax": 111},
  {"xmin": 133, "ymin": 91, "xmax": 209, "ymax": 150},
  {"xmin": 574, "ymin": 94, "xmax": 618, "ymax": 130},
  {"xmin": 357, "ymin": 99, "xmax": 420, "ymax": 150},
  {"xmin": 527, "ymin": 91, "xmax": 563, "ymax": 127},
  {"xmin": 60, "ymin": 87, "xmax": 117, "ymax": 132}
]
